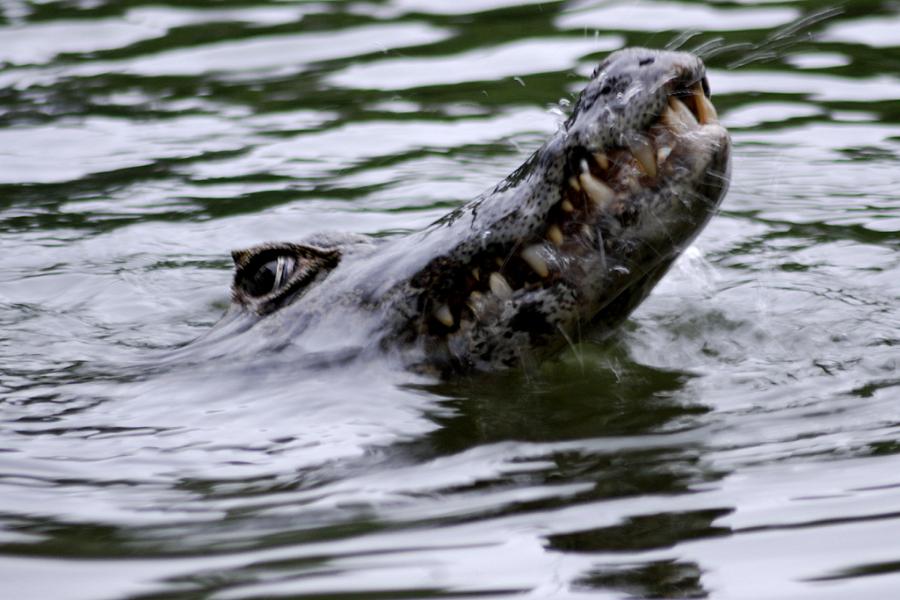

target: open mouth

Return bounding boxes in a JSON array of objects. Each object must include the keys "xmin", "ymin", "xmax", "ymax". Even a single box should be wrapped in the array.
[{"xmin": 426, "ymin": 77, "xmax": 721, "ymax": 333}]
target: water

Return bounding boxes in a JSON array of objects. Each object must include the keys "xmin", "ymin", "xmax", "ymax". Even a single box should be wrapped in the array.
[{"xmin": 1, "ymin": 0, "xmax": 898, "ymax": 598}]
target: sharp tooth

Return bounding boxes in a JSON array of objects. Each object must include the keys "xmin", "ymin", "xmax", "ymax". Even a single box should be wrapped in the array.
[
  {"xmin": 665, "ymin": 96, "xmax": 698, "ymax": 132},
  {"xmin": 693, "ymin": 84, "xmax": 718, "ymax": 124},
  {"xmin": 593, "ymin": 151, "xmax": 609, "ymax": 170},
  {"xmin": 561, "ymin": 199, "xmax": 575, "ymax": 213},
  {"xmin": 581, "ymin": 224, "xmax": 595, "ymax": 242},
  {"xmin": 578, "ymin": 171, "xmax": 615, "ymax": 209},
  {"xmin": 661, "ymin": 103, "xmax": 682, "ymax": 131},
  {"xmin": 629, "ymin": 136, "xmax": 657, "ymax": 178},
  {"xmin": 471, "ymin": 267, "xmax": 480, "ymax": 281},
  {"xmin": 657, "ymin": 145, "xmax": 673, "ymax": 164},
  {"xmin": 677, "ymin": 96, "xmax": 698, "ymax": 122},
  {"xmin": 521, "ymin": 244, "xmax": 550, "ymax": 278},
  {"xmin": 569, "ymin": 176, "xmax": 581, "ymax": 192},
  {"xmin": 489, "ymin": 272, "xmax": 513, "ymax": 300},
  {"xmin": 547, "ymin": 224, "xmax": 564, "ymax": 247},
  {"xmin": 434, "ymin": 304, "xmax": 454, "ymax": 327}
]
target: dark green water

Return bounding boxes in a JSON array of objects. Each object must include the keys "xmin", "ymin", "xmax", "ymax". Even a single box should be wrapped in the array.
[{"xmin": 1, "ymin": 1, "xmax": 899, "ymax": 598}]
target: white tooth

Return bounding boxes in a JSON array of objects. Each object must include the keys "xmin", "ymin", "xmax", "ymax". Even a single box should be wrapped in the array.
[
  {"xmin": 569, "ymin": 176, "xmax": 581, "ymax": 192},
  {"xmin": 434, "ymin": 303, "xmax": 454, "ymax": 327},
  {"xmin": 561, "ymin": 199, "xmax": 575, "ymax": 213},
  {"xmin": 593, "ymin": 151, "xmax": 610, "ymax": 170},
  {"xmin": 580, "ymin": 158, "xmax": 590, "ymax": 174},
  {"xmin": 665, "ymin": 96, "xmax": 698, "ymax": 131},
  {"xmin": 629, "ymin": 136, "xmax": 657, "ymax": 177},
  {"xmin": 471, "ymin": 267, "xmax": 480, "ymax": 281},
  {"xmin": 489, "ymin": 272, "xmax": 513, "ymax": 300},
  {"xmin": 581, "ymin": 224, "xmax": 595, "ymax": 242},
  {"xmin": 695, "ymin": 90, "xmax": 718, "ymax": 124},
  {"xmin": 657, "ymin": 145, "xmax": 673, "ymax": 164},
  {"xmin": 661, "ymin": 103, "xmax": 682, "ymax": 131},
  {"xmin": 521, "ymin": 244, "xmax": 550, "ymax": 278},
  {"xmin": 578, "ymin": 171, "xmax": 615, "ymax": 209},
  {"xmin": 547, "ymin": 224, "xmax": 564, "ymax": 247}
]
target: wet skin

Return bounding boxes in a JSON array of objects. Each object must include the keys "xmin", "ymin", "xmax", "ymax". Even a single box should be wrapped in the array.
[{"xmin": 206, "ymin": 48, "xmax": 731, "ymax": 375}]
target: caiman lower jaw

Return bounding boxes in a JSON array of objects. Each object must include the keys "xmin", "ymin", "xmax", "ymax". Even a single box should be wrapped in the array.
[{"xmin": 425, "ymin": 79, "xmax": 724, "ymax": 334}]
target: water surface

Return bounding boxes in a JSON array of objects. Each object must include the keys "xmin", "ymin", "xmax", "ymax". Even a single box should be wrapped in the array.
[{"xmin": 1, "ymin": 1, "xmax": 899, "ymax": 598}]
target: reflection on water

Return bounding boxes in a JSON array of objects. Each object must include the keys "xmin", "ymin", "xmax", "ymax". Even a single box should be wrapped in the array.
[
  {"xmin": 555, "ymin": 1, "xmax": 800, "ymax": 31},
  {"xmin": 1, "ymin": 0, "xmax": 899, "ymax": 598}
]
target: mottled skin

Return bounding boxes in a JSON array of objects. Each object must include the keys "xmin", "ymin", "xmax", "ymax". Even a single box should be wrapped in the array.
[{"xmin": 198, "ymin": 48, "xmax": 731, "ymax": 375}]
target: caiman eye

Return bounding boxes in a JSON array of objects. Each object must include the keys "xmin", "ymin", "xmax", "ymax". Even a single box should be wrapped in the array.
[
  {"xmin": 246, "ymin": 255, "xmax": 296, "ymax": 297},
  {"xmin": 231, "ymin": 242, "xmax": 341, "ymax": 314}
]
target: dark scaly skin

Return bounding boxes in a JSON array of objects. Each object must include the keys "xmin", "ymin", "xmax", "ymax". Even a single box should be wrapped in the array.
[{"xmin": 197, "ymin": 48, "xmax": 731, "ymax": 375}]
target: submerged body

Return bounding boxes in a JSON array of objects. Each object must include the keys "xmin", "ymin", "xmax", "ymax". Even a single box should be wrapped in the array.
[{"xmin": 202, "ymin": 48, "xmax": 731, "ymax": 374}]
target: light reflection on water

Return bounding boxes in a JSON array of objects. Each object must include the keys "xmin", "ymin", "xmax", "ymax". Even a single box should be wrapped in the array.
[{"xmin": 1, "ymin": 0, "xmax": 899, "ymax": 598}]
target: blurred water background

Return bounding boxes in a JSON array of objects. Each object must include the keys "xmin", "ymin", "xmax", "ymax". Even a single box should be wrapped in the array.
[{"xmin": 1, "ymin": 0, "xmax": 899, "ymax": 598}]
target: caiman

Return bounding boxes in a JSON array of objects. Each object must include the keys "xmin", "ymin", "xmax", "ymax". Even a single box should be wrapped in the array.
[{"xmin": 198, "ymin": 48, "xmax": 731, "ymax": 375}]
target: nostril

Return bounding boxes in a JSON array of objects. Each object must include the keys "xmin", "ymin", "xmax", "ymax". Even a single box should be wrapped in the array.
[{"xmin": 638, "ymin": 57, "xmax": 654, "ymax": 67}]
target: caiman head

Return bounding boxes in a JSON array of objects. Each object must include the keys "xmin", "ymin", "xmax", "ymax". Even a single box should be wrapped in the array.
[{"xmin": 210, "ymin": 48, "xmax": 731, "ymax": 375}]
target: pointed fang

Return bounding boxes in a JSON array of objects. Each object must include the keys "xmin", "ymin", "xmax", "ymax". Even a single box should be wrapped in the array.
[
  {"xmin": 578, "ymin": 171, "xmax": 615, "ymax": 209},
  {"xmin": 547, "ymin": 224, "xmax": 564, "ymax": 247},
  {"xmin": 657, "ymin": 145, "xmax": 673, "ymax": 164},
  {"xmin": 581, "ymin": 224, "xmax": 595, "ymax": 243},
  {"xmin": 693, "ymin": 84, "xmax": 718, "ymax": 124},
  {"xmin": 521, "ymin": 245, "xmax": 550, "ymax": 278},
  {"xmin": 434, "ymin": 304, "xmax": 454, "ymax": 327},
  {"xmin": 665, "ymin": 96, "xmax": 698, "ymax": 132},
  {"xmin": 629, "ymin": 136, "xmax": 657, "ymax": 178},
  {"xmin": 489, "ymin": 272, "xmax": 513, "ymax": 300}
]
